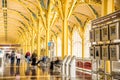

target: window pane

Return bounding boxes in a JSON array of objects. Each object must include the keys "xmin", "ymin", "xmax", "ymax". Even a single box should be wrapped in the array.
[
  {"xmin": 57, "ymin": 37, "xmax": 62, "ymax": 57},
  {"xmin": 84, "ymin": 23, "xmax": 91, "ymax": 58},
  {"xmin": 72, "ymin": 30, "xmax": 82, "ymax": 58}
]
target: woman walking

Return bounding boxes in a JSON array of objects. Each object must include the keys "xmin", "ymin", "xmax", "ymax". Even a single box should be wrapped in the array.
[{"xmin": 16, "ymin": 51, "xmax": 21, "ymax": 66}]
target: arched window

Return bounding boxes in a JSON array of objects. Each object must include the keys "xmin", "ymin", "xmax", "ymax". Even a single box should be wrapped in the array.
[
  {"xmin": 68, "ymin": 39, "xmax": 71, "ymax": 55},
  {"xmin": 84, "ymin": 23, "xmax": 91, "ymax": 58},
  {"xmin": 57, "ymin": 37, "xmax": 62, "ymax": 57},
  {"xmin": 72, "ymin": 29, "xmax": 82, "ymax": 57}
]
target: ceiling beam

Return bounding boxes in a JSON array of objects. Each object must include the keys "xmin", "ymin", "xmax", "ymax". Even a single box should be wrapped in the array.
[
  {"xmin": 87, "ymin": 4, "xmax": 99, "ymax": 18},
  {"xmin": 67, "ymin": 0, "xmax": 77, "ymax": 19}
]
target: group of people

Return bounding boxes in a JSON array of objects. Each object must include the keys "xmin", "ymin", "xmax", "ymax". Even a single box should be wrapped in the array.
[
  {"xmin": 25, "ymin": 50, "xmax": 38, "ymax": 68},
  {"xmin": 25, "ymin": 51, "xmax": 61, "ymax": 71},
  {"xmin": 7, "ymin": 50, "xmax": 22, "ymax": 66},
  {"xmin": 25, "ymin": 51, "xmax": 48, "ymax": 67},
  {"xmin": 7, "ymin": 49, "xmax": 61, "ymax": 73}
]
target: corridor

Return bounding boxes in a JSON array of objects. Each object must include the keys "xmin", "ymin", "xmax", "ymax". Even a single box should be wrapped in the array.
[{"xmin": 0, "ymin": 0, "xmax": 120, "ymax": 80}]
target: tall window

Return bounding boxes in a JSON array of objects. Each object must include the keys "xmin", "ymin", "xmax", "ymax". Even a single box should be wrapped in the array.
[
  {"xmin": 72, "ymin": 29, "xmax": 82, "ymax": 58},
  {"xmin": 84, "ymin": 23, "xmax": 91, "ymax": 58},
  {"xmin": 68, "ymin": 39, "xmax": 71, "ymax": 55},
  {"xmin": 57, "ymin": 37, "xmax": 62, "ymax": 57},
  {"xmin": 52, "ymin": 39, "xmax": 56, "ymax": 57}
]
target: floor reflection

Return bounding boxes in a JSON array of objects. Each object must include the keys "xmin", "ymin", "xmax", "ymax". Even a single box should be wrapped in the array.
[
  {"xmin": 15, "ymin": 66, "xmax": 20, "ymax": 80},
  {"xmin": 0, "ymin": 63, "xmax": 118, "ymax": 80},
  {"xmin": 10, "ymin": 64, "xmax": 15, "ymax": 76},
  {"xmin": 25, "ymin": 66, "xmax": 30, "ymax": 76},
  {"xmin": 31, "ymin": 69, "xmax": 37, "ymax": 80}
]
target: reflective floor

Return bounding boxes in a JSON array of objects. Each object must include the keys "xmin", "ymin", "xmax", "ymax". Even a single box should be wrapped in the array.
[
  {"xmin": 0, "ymin": 60, "xmax": 82, "ymax": 80},
  {"xmin": 0, "ymin": 60, "xmax": 118, "ymax": 80}
]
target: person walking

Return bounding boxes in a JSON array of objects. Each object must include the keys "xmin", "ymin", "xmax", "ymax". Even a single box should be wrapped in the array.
[
  {"xmin": 16, "ymin": 51, "xmax": 21, "ymax": 66},
  {"xmin": 25, "ymin": 51, "xmax": 31, "ymax": 64},
  {"xmin": 31, "ymin": 50, "xmax": 37, "ymax": 69},
  {"xmin": 10, "ymin": 50, "xmax": 15, "ymax": 65}
]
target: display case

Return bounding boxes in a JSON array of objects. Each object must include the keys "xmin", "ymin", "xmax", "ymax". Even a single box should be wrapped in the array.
[
  {"xmin": 109, "ymin": 45, "xmax": 120, "ymax": 61},
  {"xmin": 95, "ymin": 46, "xmax": 101, "ymax": 60},
  {"xmin": 92, "ymin": 74, "xmax": 97, "ymax": 80},
  {"xmin": 90, "ymin": 30, "xmax": 94, "ymax": 42},
  {"xmin": 92, "ymin": 59, "xmax": 97, "ymax": 72},
  {"xmin": 76, "ymin": 71, "xmax": 92, "ymax": 80},
  {"xmin": 101, "ymin": 25, "xmax": 109, "ymax": 41},
  {"xmin": 98, "ymin": 60, "xmax": 105, "ymax": 74},
  {"xmin": 89, "ymin": 47, "xmax": 95, "ymax": 59},
  {"xmin": 112, "ymin": 61, "xmax": 120, "ymax": 73},
  {"xmin": 83, "ymin": 58, "xmax": 92, "ymax": 72},
  {"xmin": 91, "ymin": 10, "xmax": 120, "ymax": 79},
  {"xmin": 112, "ymin": 61, "xmax": 120, "ymax": 80},
  {"xmin": 102, "ymin": 45, "xmax": 110, "ymax": 60},
  {"xmin": 76, "ymin": 58, "xmax": 83, "ymax": 69},
  {"xmin": 105, "ymin": 75, "xmax": 112, "ymax": 80},
  {"xmin": 95, "ymin": 28, "xmax": 101, "ymax": 41},
  {"xmin": 109, "ymin": 22, "xmax": 120, "ymax": 40}
]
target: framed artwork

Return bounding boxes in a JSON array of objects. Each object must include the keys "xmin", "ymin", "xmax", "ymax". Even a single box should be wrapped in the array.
[
  {"xmin": 101, "ymin": 25, "xmax": 109, "ymax": 41},
  {"xmin": 95, "ymin": 28, "xmax": 101, "ymax": 41},
  {"xmin": 102, "ymin": 46, "xmax": 109, "ymax": 60},
  {"xmin": 90, "ymin": 47, "xmax": 95, "ymax": 59},
  {"xmin": 110, "ymin": 45, "xmax": 119, "ymax": 61},
  {"xmin": 109, "ymin": 22, "xmax": 120, "ymax": 40},
  {"xmin": 95, "ymin": 46, "xmax": 101, "ymax": 60},
  {"xmin": 90, "ymin": 30, "xmax": 94, "ymax": 42}
]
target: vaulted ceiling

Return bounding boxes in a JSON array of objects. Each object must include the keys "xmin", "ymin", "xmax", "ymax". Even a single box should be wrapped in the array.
[{"xmin": 0, "ymin": 0, "xmax": 119, "ymax": 44}]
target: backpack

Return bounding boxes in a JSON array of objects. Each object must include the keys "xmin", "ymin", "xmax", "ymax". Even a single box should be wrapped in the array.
[{"xmin": 25, "ymin": 54, "xmax": 27, "ymax": 58}]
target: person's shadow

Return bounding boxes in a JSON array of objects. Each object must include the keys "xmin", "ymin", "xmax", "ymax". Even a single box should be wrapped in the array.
[
  {"xmin": 16, "ymin": 66, "xmax": 20, "ymax": 74},
  {"xmin": 15, "ymin": 66, "xmax": 20, "ymax": 80},
  {"xmin": 31, "ymin": 69, "xmax": 37, "ymax": 80},
  {"xmin": 25, "ymin": 66, "xmax": 30, "ymax": 76},
  {"xmin": 10, "ymin": 64, "xmax": 14, "ymax": 76}
]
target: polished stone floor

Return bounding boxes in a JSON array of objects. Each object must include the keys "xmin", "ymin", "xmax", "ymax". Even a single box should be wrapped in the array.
[
  {"xmin": 0, "ymin": 60, "xmax": 83, "ymax": 80},
  {"xmin": 0, "ymin": 65, "xmax": 81, "ymax": 80},
  {"xmin": 0, "ymin": 59, "xmax": 117, "ymax": 80}
]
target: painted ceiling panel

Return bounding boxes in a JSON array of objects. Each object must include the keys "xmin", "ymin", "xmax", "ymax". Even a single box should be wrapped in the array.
[
  {"xmin": 91, "ymin": 5, "xmax": 101, "ymax": 17},
  {"xmin": 22, "ymin": 0, "xmax": 39, "ymax": 14},
  {"xmin": 7, "ymin": 0, "xmax": 30, "ymax": 19},
  {"xmin": 73, "ymin": 4, "xmax": 95, "ymax": 18}
]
